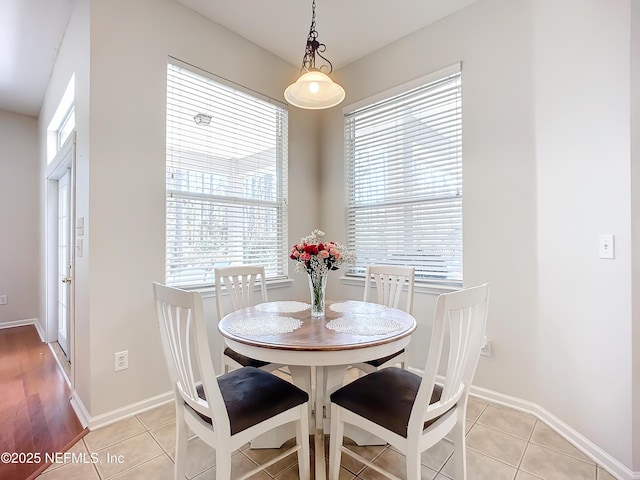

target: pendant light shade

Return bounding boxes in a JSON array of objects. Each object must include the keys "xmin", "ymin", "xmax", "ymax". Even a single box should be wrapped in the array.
[
  {"xmin": 284, "ymin": 0, "xmax": 345, "ymax": 110},
  {"xmin": 284, "ymin": 71, "xmax": 345, "ymax": 110}
]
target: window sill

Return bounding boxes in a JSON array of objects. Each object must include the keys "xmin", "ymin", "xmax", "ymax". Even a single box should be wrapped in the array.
[
  {"xmin": 339, "ymin": 276, "xmax": 460, "ymax": 295},
  {"xmin": 193, "ymin": 277, "xmax": 294, "ymax": 300}
]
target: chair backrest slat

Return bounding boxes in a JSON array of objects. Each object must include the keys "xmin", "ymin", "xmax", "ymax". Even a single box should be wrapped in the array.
[
  {"xmin": 160, "ymin": 302, "xmax": 198, "ymax": 401},
  {"xmin": 409, "ymin": 283, "xmax": 490, "ymax": 432},
  {"xmin": 363, "ymin": 265, "xmax": 415, "ymax": 314},
  {"xmin": 215, "ymin": 265, "xmax": 268, "ymax": 318}
]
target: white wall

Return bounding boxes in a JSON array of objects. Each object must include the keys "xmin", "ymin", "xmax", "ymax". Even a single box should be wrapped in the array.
[
  {"xmin": 323, "ymin": 0, "xmax": 539, "ymax": 398},
  {"xmin": 0, "ymin": 110, "xmax": 39, "ymax": 326},
  {"xmin": 322, "ymin": 0, "xmax": 635, "ymax": 473},
  {"xmin": 40, "ymin": 0, "xmax": 91, "ymax": 411},
  {"xmin": 38, "ymin": 0, "xmax": 319, "ymax": 417},
  {"xmin": 632, "ymin": 1, "xmax": 640, "ymax": 471},
  {"xmin": 533, "ymin": 0, "xmax": 632, "ymax": 469}
]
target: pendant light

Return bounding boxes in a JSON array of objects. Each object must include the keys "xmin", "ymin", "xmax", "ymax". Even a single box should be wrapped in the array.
[{"xmin": 284, "ymin": 0, "xmax": 345, "ymax": 110}]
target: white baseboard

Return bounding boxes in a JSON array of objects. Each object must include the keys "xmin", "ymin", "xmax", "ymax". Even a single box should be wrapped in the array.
[
  {"xmin": 82, "ymin": 391, "xmax": 174, "ymax": 431},
  {"xmin": 70, "ymin": 391, "xmax": 91, "ymax": 428},
  {"xmin": 405, "ymin": 367, "xmax": 639, "ymax": 480},
  {"xmin": 0, "ymin": 318, "xmax": 44, "ymax": 340},
  {"xmin": 33, "ymin": 320, "xmax": 45, "ymax": 341},
  {"xmin": 47, "ymin": 342, "xmax": 72, "ymax": 389},
  {"xmin": 67, "ymin": 366, "xmax": 638, "ymax": 479},
  {"xmin": 469, "ymin": 385, "xmax": 638, "ymax": 480}
]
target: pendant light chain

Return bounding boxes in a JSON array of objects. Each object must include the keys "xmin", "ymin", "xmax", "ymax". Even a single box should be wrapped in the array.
[
  {"xmin": 310, "ymin": 0, "xmax": 316, "ymax": 31},
  {"xmin": 301, "ymin": 0, "xmax": 333, "ymax": 74}
]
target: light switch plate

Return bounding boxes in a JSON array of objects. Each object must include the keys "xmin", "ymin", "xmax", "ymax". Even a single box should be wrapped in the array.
[
  {"xmin": 76, "ymin": 217, "xmax": 84, "ymax": 236},
  {"xmin": 599, "ymin": 234, "xmax": 614, "ymax": 259}
]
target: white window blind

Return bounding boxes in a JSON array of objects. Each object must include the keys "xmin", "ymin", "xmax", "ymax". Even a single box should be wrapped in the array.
[
  {"xmin": 345, "ymin": 66, "xmax": 462, "ymax": 287},
  {"xmin": 166, "ymin": 61, "xmax": 288, "ymax": 288}
]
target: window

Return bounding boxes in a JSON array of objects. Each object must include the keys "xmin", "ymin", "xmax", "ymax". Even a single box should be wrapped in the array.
[
  {"xmin": 166, "ymin": 60, "xmax": 288, "ymax": 288},
  {"xmin": 47, "ymin": 74, "xmax": 75, "ymax": 163},
  {"xmin": 58, "ymin": 107, "xmax": 75, "ymax": 149},
  {"xmin": 345, "ymin": 65, "xmax": 462, "ymax": 287}
]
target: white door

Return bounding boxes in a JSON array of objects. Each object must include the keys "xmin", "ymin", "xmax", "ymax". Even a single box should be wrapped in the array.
[
  {"xmin": 47, "ymin": 134, "xmax": 76, "ymax": 363},
  {"xmin": 57, "ymin": 170, "xmax": 71, "ymax": 355}
]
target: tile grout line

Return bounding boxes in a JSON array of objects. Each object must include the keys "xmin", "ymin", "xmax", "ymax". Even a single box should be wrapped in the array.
[
  {"xmin": 514, "ymin": 417, "xmax": 539, "ymax": 473},
  {"xmin": 84, "ymin": 438, "xmax": 105, "ymax": 480},
  {"xmin": 84, "ymin": 417, "xmax": 148, "ymax": 455},
  {"xmin": 88, "ymin": 420, "xmax": 170, "ymax": 480},
  {"xmin": 132, "ymin": 412, "xmax": 184, "ymax": 479},
  {"xmin": 40, "ymin": 398, "xmax": 609, "ymax": 480},
  {"xmin": 104, "ymin": 451, "xmax": 173, "ymax": 480}
]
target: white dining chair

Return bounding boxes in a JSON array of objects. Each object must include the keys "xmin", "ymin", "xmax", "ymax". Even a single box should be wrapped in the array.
[
  {"xmin": 329, "ymin": 283, "xmax": 490, "ymax": 480},
  {"xmin": 351, "ymin": 265, "xmax": 415, "ymax": 374},
  {"xmin": 153, "ymin": 282, "xmax": 310, "ymax": 480},
  {"xmin": 215, "ymin": 265, "xmax": 282, "ymax": 374}
]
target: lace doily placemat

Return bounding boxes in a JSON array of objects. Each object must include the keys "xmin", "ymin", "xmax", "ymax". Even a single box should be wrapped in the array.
[
  {"xmin": 255, "ymin": 301, "xmax": 310, "ymax": 313},
  {"xmin": 227, "ymin": 315, "xmax": 303, "ymax": 336},
  {"xmin": 329, "ymin": 301, "xmax": 387, "ymax": 314},
  {"xmin": 325, "ymin": 315, "xmax": 402, "ymax": 336}
]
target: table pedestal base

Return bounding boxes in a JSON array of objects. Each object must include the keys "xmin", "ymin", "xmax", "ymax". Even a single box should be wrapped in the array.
[{"xmin": 248, "ymin": 365, "xmax": 384, "ymax": 480}]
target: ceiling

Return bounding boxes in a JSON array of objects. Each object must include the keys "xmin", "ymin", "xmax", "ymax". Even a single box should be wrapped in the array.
[
  {"xmin": 176, "ymin": 0, "xmax": 477, "ymax": 69},
  {"xmin": 0, "ymin": 0, "xmax": 75, "ymax": 117},
  {"xmin": 0, "ymin": 0, "xmax": 476, "ymax": 117}
]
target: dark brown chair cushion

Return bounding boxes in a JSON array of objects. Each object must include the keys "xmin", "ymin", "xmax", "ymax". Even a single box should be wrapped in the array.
[
  {"xmin": 330, "ymin": 367, "xmax": 450, "ymax": 438},
  {"xmin": 224, "ymin": 347, "xmax": 270, "ymax": 369},
  {"xmin": 364, "ymin": 349, "xmax": 404, "ymax": 367},
  {"xmin": 191, "ymin": 367, "xmax": 308, "ymax": 435}
]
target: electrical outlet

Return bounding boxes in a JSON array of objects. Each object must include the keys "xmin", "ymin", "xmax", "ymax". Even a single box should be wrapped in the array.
[
  {"xmin": 114, "ymin": 351, "xmax": 128, "ymax": 371},
  {"xmin": 599, "ymin": 234, "xmax": 615, "ymax": 259},
  {"xmin": 0, "ymin": 295, "xmax": 7, "ymax": 305},
  {"xmin": 480, "ymin": 336, "xmax": 491, "ymax": 357}
]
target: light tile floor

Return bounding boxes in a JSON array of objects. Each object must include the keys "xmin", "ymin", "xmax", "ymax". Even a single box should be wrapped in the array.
[
  {"xmin": 37, "ymin": 395, "xmax": 618, "ymax": 480},
  {"xmin": 37, "ymin": 368, "xmax": 618, "ymax": 480}
]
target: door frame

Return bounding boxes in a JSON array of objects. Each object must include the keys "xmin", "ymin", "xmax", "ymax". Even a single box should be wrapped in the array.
[
  {"xmin": 56, "ymin": 169, "xmax": 71, "ymax": 355},
  {"xmin": 45, "ymin": 133, "xmax": 76, "ymax": 384}
]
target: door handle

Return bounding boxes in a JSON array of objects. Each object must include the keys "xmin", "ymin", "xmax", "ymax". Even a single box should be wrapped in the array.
[{"xmin": 61, "ymin": 277, "xmax": 72, "ymax": 284}]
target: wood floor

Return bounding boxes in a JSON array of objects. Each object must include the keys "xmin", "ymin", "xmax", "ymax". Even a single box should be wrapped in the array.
[{"xmin": 0, "ymin": 325, "xmax": 86, "ymax": 480}]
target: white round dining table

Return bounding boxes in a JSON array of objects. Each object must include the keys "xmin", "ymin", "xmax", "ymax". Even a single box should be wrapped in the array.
[{"xmin": 218, "ymin": 300, "xmax": 417, "ymax": 480}]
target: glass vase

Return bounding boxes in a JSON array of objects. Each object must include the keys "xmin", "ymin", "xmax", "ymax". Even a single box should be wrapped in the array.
[{"xmin": 307, "ymin": 272, "xmax": 328, "ymax": 317}]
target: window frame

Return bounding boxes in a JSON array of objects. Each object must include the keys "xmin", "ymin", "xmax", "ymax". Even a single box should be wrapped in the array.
[
  {"xmin": 165, "ymin": 59, "xmax": 289, "ymax": 289},
  {"xmin": 343, "ymin": 64, "xmax": 463, "ymax": 289},
  {"xmin": 57, "ymin": 107, "xmax": 75, "ymax": 151}
]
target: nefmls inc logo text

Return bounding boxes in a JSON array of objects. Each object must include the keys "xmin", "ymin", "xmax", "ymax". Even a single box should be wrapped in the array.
[{"xmin": 47, "ymin": 451, "xmax": 100, "ymax": 464}]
